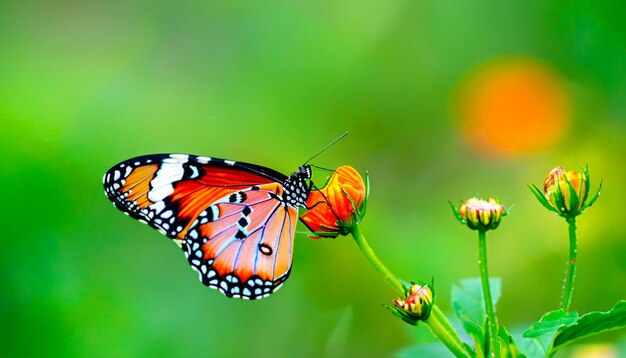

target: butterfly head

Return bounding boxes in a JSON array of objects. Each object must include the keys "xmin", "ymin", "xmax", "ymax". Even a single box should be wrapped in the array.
[{"xmin": 299, "ymin": 165, "xmax": 312, "ymax": 180}]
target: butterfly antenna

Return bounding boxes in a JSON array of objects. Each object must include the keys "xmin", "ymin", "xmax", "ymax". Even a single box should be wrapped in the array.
[
  {"xmin": 309, "ymin": 164, "xmax": 335, "ymax": 172},
  {"xmin": 303, "ymin": 131, "xmax": 349, "ymax": 165}
]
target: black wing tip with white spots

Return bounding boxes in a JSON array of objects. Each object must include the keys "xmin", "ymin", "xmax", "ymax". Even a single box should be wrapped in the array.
[{"xmin": 102, "ymin": 154, "xmax": 198, "ymax": 239}]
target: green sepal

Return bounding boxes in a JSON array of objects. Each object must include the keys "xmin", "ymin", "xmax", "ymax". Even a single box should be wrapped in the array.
[
  {"xmin": 503, "ymin": 203, "xmax": 514, "ymax": 217},
  {"xmin": 551, "ymin": 176, "xmax": 567, "ymax": 215},
  {"xmin": 308, "ymin": 230, "xmax": 341, "ymax": 239},
  {"xmin": 398, "ymin": 278, "xmax": 412, "ymax": 292},
  {"xmin": 528, "ymin": 184, "xmax": 559, "ymax": 214},
  {"xmin": 581, "ymin": 180, "xmax": 602, "ymax": 211},
  {"xmin": 580, "ymin": 163, "xmax": 591, "ymax": 204},
  {"xmin": 449, "ymin": 201, "xmax": 466, "ymax": 224},
  {"xmin": 383, "ymin": 304, "xmax": 419, "ymax": 326},
  {"xmin": 363, "ymin": 171, "xmax": 370, "ymax": 215},
  {"xmin": 563, "ymin": 174, "xmax": 580, "ymax": 216}
]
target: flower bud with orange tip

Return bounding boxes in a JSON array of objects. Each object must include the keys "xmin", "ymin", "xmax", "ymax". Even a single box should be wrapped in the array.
[
  {"xmin": 450, "ymin": 196, "xmax": 509, "ymax": 232},
  {"xmin": 384, "ymin": 282, "xmax": 435, "ymax": 325},
  {"xmin": 301, "ymin": 165, "xmax": 368, "ymax": 238},
  {"xmin": 529, "ymin": 164, "xmax": 601, "ymax": 219}
]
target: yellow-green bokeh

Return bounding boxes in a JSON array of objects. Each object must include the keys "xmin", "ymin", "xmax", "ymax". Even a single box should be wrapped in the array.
[{"xmin": 1, "ymin": 1, "xmax": 625, "ymax": 356}]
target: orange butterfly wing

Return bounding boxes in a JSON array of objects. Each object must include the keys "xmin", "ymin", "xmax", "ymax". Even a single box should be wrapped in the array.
[
  {"xmin": 104, "ymin": 154, "xmax": 308, "ymax": 300},
  {"xmin": 184, "ymin": 183, "xmax": 297, "ymax": 299}
]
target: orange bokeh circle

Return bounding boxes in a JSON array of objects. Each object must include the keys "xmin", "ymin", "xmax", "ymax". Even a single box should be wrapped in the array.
[{"xmin": 456, "ymin": 58, "xmax": 570, "ymax": 155}]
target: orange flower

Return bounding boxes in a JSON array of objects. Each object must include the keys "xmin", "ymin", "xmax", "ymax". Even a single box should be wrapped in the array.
[{"xmin": 301, "ymin": 166, "xmax": 367, "ymax": 238}]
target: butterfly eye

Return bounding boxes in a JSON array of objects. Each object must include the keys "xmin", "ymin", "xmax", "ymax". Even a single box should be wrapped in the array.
[{"xmin": 258, "ymin": 243, "xmax": 273, "ymax": 256}]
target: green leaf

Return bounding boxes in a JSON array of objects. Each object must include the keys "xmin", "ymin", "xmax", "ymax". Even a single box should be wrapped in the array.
[
  {"xmin": 515, "ymin": 336, "xmax": 545, "ymax": 358},
  {"xmin": 462, "ymin": 320, "xmax": 485, "ymax": 357},
  {"xmin": 396, "ymin": 343, "xmax": 456, "ymax": 358},
  {"xmin": 496, "ymin": 325, "xmax": 524, "ymax": 358},
  {"xmin": 523, "ymin": 310, "xmax": 579, "ymax": 353},
  {"xmin": 452, "ymin": 278, "xmax": 501, "ymax": 355},
  {"xmin": 452, "ymin": 278, "xmax": 501, "ymax": 325},
  {"xmin": 550, "ymin": 300, "xmax": 626, "ymax": 353},
  {"xmin": 528, "ymin": 185, "xmax": 558, "ymax": 214}
]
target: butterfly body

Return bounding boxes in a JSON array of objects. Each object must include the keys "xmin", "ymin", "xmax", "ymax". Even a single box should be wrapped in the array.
[{"xmin": 103, "ymin": 153, "xmax": 312, "ymax": 299}]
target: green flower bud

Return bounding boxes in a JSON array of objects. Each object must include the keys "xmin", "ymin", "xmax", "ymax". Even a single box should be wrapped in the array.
[
  {"xmin": 384, "ymin": 282, "xmax": 435, "ymax": 325},
  {"xmin": 450, "ymin": 197, "xmax": 509, "ymax": 232},
  {"xmin": 529, "ymin": 164, "xmax": 602, "ymax": 219}
]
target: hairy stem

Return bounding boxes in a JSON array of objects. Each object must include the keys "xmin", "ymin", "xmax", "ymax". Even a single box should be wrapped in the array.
[
  {"xmin": 351, "ymin": 225, "xmax": 469, "ymax": 357},
  {"xmin": 478, "ymin": 230, "xmax": 497, "ymax": 354},
  {"xmin": 426, "ymin": 305, "xmax": 470, "ymax": 358},
  {"xmin": 561, "ymin": 218, "xmax": 578, "ymax": 311},
  {"xmin": 351, "ymin": 224, "xmax": 404, "ymax": 294}
]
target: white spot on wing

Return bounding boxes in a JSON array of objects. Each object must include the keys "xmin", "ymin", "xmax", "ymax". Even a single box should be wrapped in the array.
[
  {"xmin": 170, "ymin": 154, "xmax": 189, "ymax": 162},
  {"xmin": 211, "ymin": 205, "xmax": 220, "ymax": 219},
  {"xmin": 190, "ymin": 166, "xmax": 199, "ymax": 178},
  {"xmin": 149, "ymin": 201, "xmax": 166, "ymax": 214},
  {"xmin": 148, "ymin": 185, "xmax": 175, "ymax": 203},
  {"xmin": 197, "ymin": 156, "xmax": 211, "ymax": 164},
  {"xmin": 148, "ymin": 157, "xmax": 187, "ymax": 202}
]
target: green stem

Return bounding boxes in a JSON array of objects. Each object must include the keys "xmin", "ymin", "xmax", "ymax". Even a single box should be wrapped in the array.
[
  {"xmin": 478, "ymin": 230, "xmax": 497, "ymax": 354},
  {"xmin": 561, "ymin": 218, "xmax": 577, "ymax": 311},
  {"xmin": 426, "ymin": 305, "xmax": 470, "ymax": 358},
  {"xmin": 351, "ymin": 224, "xmax": 404, "ymax": 294},
  {"xmin": 351, "ymin": 225, "xmax": 469, "ymax": 358}
]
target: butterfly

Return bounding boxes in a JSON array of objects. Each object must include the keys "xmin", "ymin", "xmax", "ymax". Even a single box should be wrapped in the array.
[{"xmin": 103, "ymin": 154, "xmax": 313, "ymax": 300}]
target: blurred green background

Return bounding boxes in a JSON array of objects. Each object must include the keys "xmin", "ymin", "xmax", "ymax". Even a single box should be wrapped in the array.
[{"xmin": 1, "ymin": 1, "xmax": 625, "ymax": 356}]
